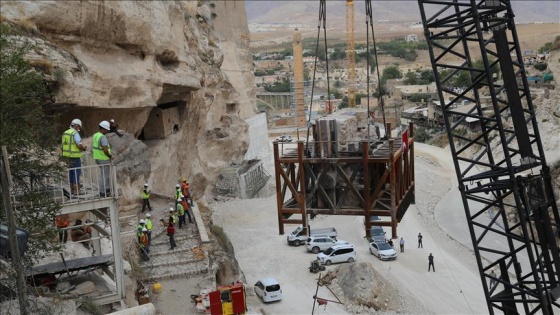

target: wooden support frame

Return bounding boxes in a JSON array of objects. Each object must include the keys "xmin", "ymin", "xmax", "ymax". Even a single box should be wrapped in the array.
[{"xmin": 274, "ymin": 123, "xmax": 415, "ymax": 239}]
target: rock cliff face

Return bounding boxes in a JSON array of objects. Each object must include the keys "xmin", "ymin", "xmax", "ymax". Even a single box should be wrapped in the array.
[{"xmin": 1, "ymin": 0, "xmax": 256, "ymax": 202}]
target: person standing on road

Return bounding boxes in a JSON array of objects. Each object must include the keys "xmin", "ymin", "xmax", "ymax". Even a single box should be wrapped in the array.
[
  {"xmin": 167, "ymin": 222, "xmax": 176, "ymax": 250},
  {"xmin": 93, "ymin": 121, "xmax": 112, "ymax": 197},
  {"xmin": 399, "ymin": 237, "xmax": 405, "ymax": 252},
  {"xmin": 141, "ymin": 183, "xmax": 153, "ymax": 212},
  {"xmin": 418, "ymin": 232, "xmax": 423, "ymax": 248},
  {"xmin": 428, "ymin": 253, "xmax": 435, "ymax": 272},
  {"xmin": 61, "ymin": 118, "xmax": 87, "ymax": 196}
]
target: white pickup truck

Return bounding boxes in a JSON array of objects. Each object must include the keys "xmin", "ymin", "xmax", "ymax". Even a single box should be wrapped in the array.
[{"xmin": 286, "ymin": 226, "xmax": 337, "ymax": 246}]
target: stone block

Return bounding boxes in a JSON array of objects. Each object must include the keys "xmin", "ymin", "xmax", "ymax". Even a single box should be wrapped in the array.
[{"xmin": 70, "ymin": 281, "xmax": 95, "ymax": 296}]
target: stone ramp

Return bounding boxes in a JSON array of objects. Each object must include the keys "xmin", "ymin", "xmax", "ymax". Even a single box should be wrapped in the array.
[{"xmin": 138, "ymin": 221, "xmax": 209, "ymax": 282}]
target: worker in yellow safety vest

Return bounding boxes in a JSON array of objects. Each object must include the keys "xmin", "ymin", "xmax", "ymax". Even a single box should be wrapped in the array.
[
  {"xmin": 168, "ymin": 208, "xmax": 178, "ymax": 226},
  {"xmin": 93, "ymin": 121, "xmax": 112, "ymax": 197},
  {"xmin": 61, "ymin": 119, "xmax": 87, "ymax": 196},
  {"xmin": 176, "ymin": 198, "xmax": 185, "ymax": 229},
  {"xmin": 141, "ymin": 183, "xmax": 153, "ymax": 212},
  {"xmin": 145, "ymin": 213, "xmax": 153, "ymax": 245}
]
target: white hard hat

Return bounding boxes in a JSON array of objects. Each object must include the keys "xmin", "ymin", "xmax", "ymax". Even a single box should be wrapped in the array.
[
  {"xmin": 175, "ymin": 184, "xmax": 180, "ymax": 188},
  {"xmin": 139, "ymin": 219, "xmax": 146, "ymax": 224},
  {"xmin": 144, "ymin": 183, "xmax": 148, "ymax": 187},
  {"xmin": 146, "ymin": 213, "xmax": 151, "ymax": 217},
  {"xmin": 99, "ymin": 120, "xmax": 110, "ymax": 131},
  {"xmin": 110, "ymin": 119, "xmax": 115, "ymax": 123},
  {"xmin": 142, "ymin": 228, "xmax": 148, "ymax": 232},
  {"xmin": 169, "ymin": 207, "xmax": 175, "ymax": 211},
  {"xmin": 71, "ymin": 119, "xmax": 82, "ymax": 127},
  {"xmin": 177, "ymin": 198, "xmax": 182, "ymax": 202}
]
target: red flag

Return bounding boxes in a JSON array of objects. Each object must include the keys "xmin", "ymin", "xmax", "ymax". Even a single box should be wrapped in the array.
[{"xmin": 402, "ymin": 129, "xmax": 409, "ymax": 152}]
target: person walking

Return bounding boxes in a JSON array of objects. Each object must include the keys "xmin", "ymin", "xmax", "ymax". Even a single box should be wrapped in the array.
[
  {"xmin": 176, "ymin": 198, "xmax": 185, "ymax": 229},
  {"xmin": 141, "ymin": 183, "xmax": 153, "ymax": 212},
  {"xmin": 168, "ymin": 208, "xmax": 178, "ymax": 225},
  {"xmin": 139, "ymin": 228, "xmax": 149, "ymax": 261},
  {"xmin": 418, "ymin": 232, "xmax": 423, "ymax": 248},
  {"xmin": 55, "ymin": 214, "xmax": 69, "ymax": 243},
  {"xmin": 182, "ymin": 194, "xmax": 194, "ymax": 223},
  {"xmin": 174, "ymin": 184, "xmax": 182, "ymax": 201},
  {"xmin": 399, "ymin": 237, "xmax": 405, "ymax": 252},
  {"xmin": 167, "ymin": 222, "xmax": 177, "ymax": 250},
  {"xmin": 145, "ymin": 213, "xmax": 153, "ymax": 246},
  {"xmin": 182, "ymin": 179, "xmax": 194, "ymax": 207},
  {"xmin": 428, "ymin": 253, "xmax": 435, "ymax": 272},
  {"xmin": 93, "ymin": 121, "xmax": 112, "ymax": 197},
  {"xmin": 137, "ymin": 219, "xmax": 146, "ymax": 243},
  {"xmin": 61, "ymin": 118, "xmax": 87, "ymax": 196}
]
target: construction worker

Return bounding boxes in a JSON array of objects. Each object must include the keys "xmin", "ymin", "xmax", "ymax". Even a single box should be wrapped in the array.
[
  {"xmin": 139, "ymin": 228, "xmax": 149, "ymax": 261},
  {"xmin": 168, "ymin": 208, "xmax": 178, "ymax": 225},
  {"xmin": 137, "ymin": 219, "xmax": 146, "ymax": 242},
  {"xmin": 71, "ymin": 219, "xmax": 91, "ymax": 249},
  {"xmin": 145, "ymin": 213, "xmax": 153, "ymax": 245},
  {"xmin": 93, "ymin": 121, "xmax": 112, "ymax": 197},
  {"xmin": 176, "ymin": 198, "xmax": 185, "ymax": 228},
  {"xmin": 55, "ymin": 214, "xmax": 69, "ymax": 243},
  {"xmin": 61, "ymin": 118, "xmax": 87, "ymax": 196},
  {"xmin": 109, "ymin": 119, "xmax": 123, "ymax": 137},
  {"xmin": 175, "ymin": 183, "xmax": 181, "ymax": 201},
  {"xmin": 182, "ymin": 179, "xmax": 194, "ymax": 207},
  {"xmin": 182, "ymin": 194, "xmax": 193, "ymax": 224},
  {"xmin": 141, "ymin": 183, "xmax": 152, "ymax": 212}
]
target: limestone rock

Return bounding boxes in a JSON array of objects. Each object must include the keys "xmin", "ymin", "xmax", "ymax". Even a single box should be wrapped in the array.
[
  {"xmin": 1, "ymin": 1, "xmax": 257, "ymax": 201},
  {"xmin": 70, "ymin": 281, "xmax": 96, "ymax": 296}
]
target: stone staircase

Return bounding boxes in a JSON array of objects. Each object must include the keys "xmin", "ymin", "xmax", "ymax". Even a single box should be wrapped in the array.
[{"xmin": 138, "ymin": 221, "xmax": 209, "ymax": 282}]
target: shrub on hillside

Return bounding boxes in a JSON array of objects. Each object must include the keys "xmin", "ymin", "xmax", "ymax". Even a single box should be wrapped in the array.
[{"xmin": 534, "ymin": 63, "xmax": 548, "ymax": 71}]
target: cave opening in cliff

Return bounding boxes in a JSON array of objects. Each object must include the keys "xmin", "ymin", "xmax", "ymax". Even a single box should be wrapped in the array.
[{"xmin": 139, "ymin": 101, "xmax": 186, "ymax": 141}]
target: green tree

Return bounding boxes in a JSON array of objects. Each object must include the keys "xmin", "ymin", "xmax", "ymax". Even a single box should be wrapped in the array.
[
  {"xmin": 338, "ymin": 96, "xmax": 349, "ymax": 109},
  {"xmin": 382, "ymin": 65, "xmax": 402, "ymax": 81},
  {"xmin": 0, "ymin": 25, "xmax": 63, "ymax": 265},
  {"xmin": 334, "ymin": 80, "xmax": 342, "ymax": 88},
  {"xmin": 404, "ymin": 72, "xmax": 418, "ymax": 85},
  {"xmin": 538, "ymin": 42, "xmax": 553, "ymax": 54}
]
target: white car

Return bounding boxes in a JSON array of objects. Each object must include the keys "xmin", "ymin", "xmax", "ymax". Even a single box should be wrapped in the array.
[
  {"xmin": 369, "ymin": 241, "xmax": 397, "ymax": 261},
  {"xmin": 254, "ymin": 278, "xmax": 282, "ymax": 303},
  {"xmin": 305, "ymin": 236, "xmax": 348, "ymax": 254},
  {"xmin": 317, "ymin": 244, "xmax": 356, "ymax": 265},
  {"xmin": 275, "ymin": 135, "xmax": 292, "ymax": 142}
]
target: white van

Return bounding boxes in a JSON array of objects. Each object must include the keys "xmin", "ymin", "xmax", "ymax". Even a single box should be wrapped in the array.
[
  {"xmin": 316, "ymin": 244, "xmax": 356, "ymax": 265},
  {"xmin": 254, "ymin": 278, "xmax": 282, "ymax": 303}
]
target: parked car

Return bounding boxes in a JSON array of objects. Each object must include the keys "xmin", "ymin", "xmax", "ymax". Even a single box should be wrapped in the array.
[
  {"xmin": 287, "ymin": 226, "xmax": 337, "ymax": 246},
  {"xmin": 369, "ymin": 241, "xmax": 397, "ymax": 261},
  {"xmin": 305, "ymin": 236, "xmax": 348, "ymax": 254},
  {"xmin": 317, "ymin": 243, "xmax": 356, "ymax": 265},
  {"xmin": 275, "ymin": 135, "xmax": 293, "ymax": 142},
  {"xmin": 254, "ymin": 278, "xmax": 283, "ymax": 303},
  {"xmin": 369, "ymin": 225, "xmax": 386, "ymax": 243}
]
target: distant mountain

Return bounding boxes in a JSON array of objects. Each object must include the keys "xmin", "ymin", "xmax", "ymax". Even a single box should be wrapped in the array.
[{"xmin": 246, "ymin": 1, "xmax": 560, "ymax": 25}]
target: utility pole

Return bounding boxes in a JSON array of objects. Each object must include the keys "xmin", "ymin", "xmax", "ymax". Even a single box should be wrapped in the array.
[{"xmin": 0, "ymin": 146, "xmax": 28, "ymax": 315}]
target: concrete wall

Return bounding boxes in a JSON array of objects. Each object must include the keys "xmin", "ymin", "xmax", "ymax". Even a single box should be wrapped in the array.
[{"xmin": 244, "ymin": 113, "xmax": 270, "ymax": 160}]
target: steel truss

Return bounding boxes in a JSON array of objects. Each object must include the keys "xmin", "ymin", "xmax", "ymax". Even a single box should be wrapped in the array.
[
  {"xmin": 274, "ymin": 123, "xmax": 415, "ymax": 240},
  {"xmin": 418, "ymin": 0, "xmax": 560, "ymax": 314}
]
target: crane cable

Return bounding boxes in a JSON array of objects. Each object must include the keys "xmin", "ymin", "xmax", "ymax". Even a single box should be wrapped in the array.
[
  {"xmin": 365, "ymin": 0, "xmax": 387, "ymax": 139},
  {"xmin": 306, "ymin": 0, "xmax": 330, "ymax": 153}
]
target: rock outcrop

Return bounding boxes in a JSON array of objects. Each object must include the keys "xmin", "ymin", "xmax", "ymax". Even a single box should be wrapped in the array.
[{"xmin": 0, "ymin": 0, "xmax": 257, "ymax": 202}]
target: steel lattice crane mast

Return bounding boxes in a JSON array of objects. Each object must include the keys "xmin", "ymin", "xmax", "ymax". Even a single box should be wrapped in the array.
[
  {"xmin": 417, "ymin": 0, "xmax": 560, "ymax": 314},
  {"xmin": 346, "ymin": 0, "xmax": 356, "ymax": 108}
]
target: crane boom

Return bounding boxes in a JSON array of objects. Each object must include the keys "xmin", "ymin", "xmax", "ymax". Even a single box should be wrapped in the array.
[{"xmin": 418, "ymin": 0, "xmax": 560, "ymax": 314}]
